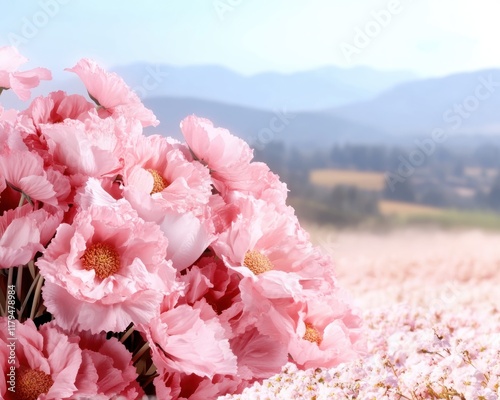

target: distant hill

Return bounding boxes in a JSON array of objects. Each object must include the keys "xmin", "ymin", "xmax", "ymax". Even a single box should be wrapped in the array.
[
  {"xmin": 6, "ymin": 63, "xmax": 500, "ymax": 148},
  {"xmin": 112, "ymin": 64, "xmax": 417, "ymax": 111},
  {"xmin": 329, "ymin": 69, "xmax": 500, "ymax": 136},
  {"xmin": 143, "ymin": 96, "xmax": 388, "ymax": 146}
]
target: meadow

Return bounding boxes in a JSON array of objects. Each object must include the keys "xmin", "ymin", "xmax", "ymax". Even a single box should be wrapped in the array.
[
  {"xmin": 310, "ymin": 169, "xmax": 386, "ymax": 191},
  {"xmin": 222, "ymin": 228, "xmax": 500, "ymax": 399}
]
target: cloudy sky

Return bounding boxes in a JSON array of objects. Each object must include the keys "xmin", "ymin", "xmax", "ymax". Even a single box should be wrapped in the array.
[{"xmin": 1, "ymin": 0, "xmax": 499, "ymax": 78}]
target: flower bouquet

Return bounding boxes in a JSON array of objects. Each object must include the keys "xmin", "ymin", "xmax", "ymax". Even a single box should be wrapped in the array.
[{"xmin": 0, "ymin": 46, "xmax": 363, "ymax": 399}]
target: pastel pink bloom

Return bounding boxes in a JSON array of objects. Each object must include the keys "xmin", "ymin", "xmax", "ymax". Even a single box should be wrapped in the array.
[
  {"xmin": 285, "ymin": 291, "xmax": 364, "ymax": 369},
  {"xmin": 37, "ymin": 202, "xmax": 178, "ymax": 333},
  {"xmin": 0, "ymin": 149, "xmax": 59, "ymax": 207},
  {"xmin": 71, "ymin": 330, "xmax": 143, "ymax": 399},
  {"xmin": 21, "ymin": 90, "xmax": 95, "ymax": 129},
  {"xmin": 0, "ymin": 318, "xmax": 82, "ymax": 400},
  {"xmin": 0, "ymin": 204, "xmax": 62, "ymax": 268},
  {"xmin": 41, "ymin": 116, "xmax": 123, "ymax": 186},
  {"xmin": 145, "ymin": 301, "xmax": 238, "ymax": 378},
  {"xmin": 122, "ymin": 134, "xmax": 212, "ymax": 221},
  {"xmin": 180, "ymin": 115, "xmax": 288, "ymax": 200},
  {"xmin": 0, "ymin": 46, "xmax": 51, "ymax": 100},
  {"xmin": 154, "ymin": 370, "xmax": 245, "ymax": 400},
  {"xmin": 207, "ymin": 193, "xmax": 239, "ymax": 235},
  {"xmin": 179, "ymin": 115, "xmax": 253, "ymax": 195},
  {"xmin": 229, "ymin": 326, "xmax": 289, "ymax": 380},
  {"xmin": 180, "ymin": 255, "xmax": 241, "ymax": 314},
  {"xmin": 223, "ymin": 278, "xmax": 292, "ymax": 380},
  {"xmin": 181, "ymin": 115, "xmax": 253, "ymax": 173},
  {"xmin": 213, "ymin": 194, "xmax": 327, "ymax": 299},
  {"xmin": 0, "ymin": 120, "xmax": 26, "ymax": 160},
  {"xmin": 158, "ymin": 209, "xmax": 216, "ymax": 272},
  {"xmin": 66, "ymin": 58, "xmax": 159, "ymax": 127},
  {"xmin": 0, "ymin": 106, "xmax": 18, "ymax": 126}
]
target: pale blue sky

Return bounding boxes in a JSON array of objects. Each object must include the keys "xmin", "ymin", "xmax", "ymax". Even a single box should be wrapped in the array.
[{"xmin": 2, "ymin": 0, "xmax": 500, "ymax": 78}]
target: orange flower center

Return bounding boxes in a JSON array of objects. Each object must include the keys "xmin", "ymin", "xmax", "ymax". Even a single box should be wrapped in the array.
[
  {"xmin": 243, "ymin": 250, "xmax": 273, "ymax": 275},
  {"xmin": 16, "ymin": 368, "xmax": 54, "ymax": 400},
  {"xmin": 147, "ymin": 169, "xmax": 168, "ymax": 194},
  {"xmin": 303, "ymin": 323, "xmax": 323, "ymax": 345},
  {"xmin": 81, "ymin": 242, "xmax": 120, "ymax": 279}
]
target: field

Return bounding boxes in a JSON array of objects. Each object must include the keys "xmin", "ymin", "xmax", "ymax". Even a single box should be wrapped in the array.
[
  {"xmin": 379, "ymin": 199, "xmax": 443, "ymax": 216},
  {"xmin": 223, "ymin": 229, "xmax": 500, "ymax": 399},
  {"xmin": 310, "ymin": 169, "xmax": 386, "ymax": 191}
]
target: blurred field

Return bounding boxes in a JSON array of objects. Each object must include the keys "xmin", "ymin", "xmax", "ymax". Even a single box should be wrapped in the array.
[
  {"xmin": 307, "ymin": 227, "xmax": 500, "ymax": 308},
  {"xmin": 379, "ymin": 200, "xmax": 442, "ymax": 216},
  {"xmin": 309, "ymin": 169, "xmax": 385, "ymax": 190}
]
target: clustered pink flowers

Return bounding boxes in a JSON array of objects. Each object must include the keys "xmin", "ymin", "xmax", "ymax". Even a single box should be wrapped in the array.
[{"xmin": 0, "ymin": 46, "xmax": 363, "ymax": 399}]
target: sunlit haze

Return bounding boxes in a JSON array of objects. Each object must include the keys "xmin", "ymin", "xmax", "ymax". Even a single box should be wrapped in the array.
[{"xmin": 2, "ymin": 0, "xmax": 500, "ymax": 77}]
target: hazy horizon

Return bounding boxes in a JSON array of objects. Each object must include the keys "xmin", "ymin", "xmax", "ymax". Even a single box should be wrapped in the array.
[{"xmin": 2, "ymin": 1, "xmax": 500, "ymax": 80}]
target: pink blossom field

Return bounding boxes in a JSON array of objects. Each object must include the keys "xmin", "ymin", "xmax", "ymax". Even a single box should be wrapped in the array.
[{"xmin": 221, "ymin": 229, "xmax": 500, "ymax": 399}]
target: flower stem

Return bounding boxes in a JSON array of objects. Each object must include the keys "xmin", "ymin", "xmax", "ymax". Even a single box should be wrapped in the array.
[
  {"xmin": 19, "ymin": 273, "xmax": 41, "ymax": 320},
  {"xmin": 28, "ymin": 259, "xmax": 36, "ymax": 279},
  {"xmin": 132, "ymin": 342, "xmax": 150, "ymax": 363},
  {"xmin": 18, "ymin": 193, "xmax": 26, "ymax": 207},
  {"xmin": 30, "ymin": 275, "xmax": 44, "ymax": 320},
  {"xmin": 16, "ymin": 264, "xmax": 23, "ymax": 300},
  {"xmin": 142, "ymin": 373, "xmax": 158, "ymax": 388},
  {"xmin": 0, "ymin": 289, "xmax": 4, "ymax": 316},
  {"xmin": 120, "ymin": 324, "xmax": 135, "ymax": 343}
]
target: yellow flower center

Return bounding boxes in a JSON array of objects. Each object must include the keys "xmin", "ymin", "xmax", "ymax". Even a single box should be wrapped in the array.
[
  {"xmin": 16, "ymin": 368, "xmax": 54, "ymax": 400},
  {"xmin": 303, "ymin": 323, "xmax": 323, "ymax": 345},
  {"xmin": 147, "ymin": 169, "xmax": 168, "ymax": 194},
  {"xmin": 243, "ymin": 250, "xmax": 273, "ymax": 275},
  {"xmin": 81, "ymin": 242, "xmax": 121, "ymax": 279}
]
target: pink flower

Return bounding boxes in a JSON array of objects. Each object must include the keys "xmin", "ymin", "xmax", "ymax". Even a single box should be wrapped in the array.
[
  {"xmin": 0, "ymin": 106, "xmax": 18, "ymax": 126},
  {"xmin": 122, "ymin": 134, "xmax": 212, "ymax": 221},
  {"xmin": 179, "ymin": 115, "xmax": 253, "ymax": 194},
  {"xmin": 0, "ymin": 318, "xmax": 82, "ymax": 400},
  {"xmin": 0, "ymin": 120, "xmax": 26, "ymax": 159},
  {"xmin": 0, "ymin": 146, "xmax": 65, "ymax": 268},
  {"xmin": 72, "ymin": 330, "xmax": 143, "ymax": 399},
  {"xmin": 154, "ymin": 371, "xmax": 245, "ymax": 400},
  {"xmin": 229, "ymin": 326, "xmax": 289, "ymax": 380},
  {"xmin": 0, "ymin": 149, "xmax": 59, "ymax": 207},
  {"xmin": 41, "ymin": 116, "xmax": 123, "ymax": 186},
  {"xmin": 180, "ymin": 115, "xmax": 252, "ymax": 171},
  {"xmin": 145, "ymin": 301, "xmax": 238, "ymax": 379},
  {"xmin": 158, "ymin": 209, "xmax": 216, "ymax": 272},
  {"xmin": 180, "ymin": 115, "xmax": 288, "ymax": 201},
  {"xmin": 37, "ymin": 201, "xmax": 178, "ymax": 333},
  {"xmin": 285, "ymin": 291, "xmax": 364, "ymax": 369},
  {"xmin": 0, "ymin": 46, "xmax": 51, "ymax": 101},
  {"xmin": 213, "ymin": 194, "xmax": 330, "ymax": 299},
  {"xmin": 66, "ymin": 58, "xmax": 158, "ymax": 127},
  {"xmin": 179, "ymin": 254, "xmax": 240, "ymax": 314},
  {"xmin": 21, "ymin": 90, "xmax": 95, "ymax": 129},
  {"xmin": 0, "ymin": 204, "xmax": 62, "ymax": 268}
]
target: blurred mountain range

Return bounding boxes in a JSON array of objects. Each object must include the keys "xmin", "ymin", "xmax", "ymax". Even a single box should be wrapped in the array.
[
  {"xmin": 112, "ymin": 64, "xmax": 417, "ymax": 111},
  {"xmin": 329, "ymin": 70, "xmax": 500, "ymax": 136},
  {"xmin": 3, "ymin": 64, "xmax": 500, "ymax": 147},
  {"xmin": 142, "ymin": 96, "xmax": 388, "ymax": 147}
]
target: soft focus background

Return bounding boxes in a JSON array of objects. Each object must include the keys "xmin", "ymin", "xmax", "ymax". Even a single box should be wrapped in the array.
[{"xmin": 2, "ymin": 1, "xmax": 500, "ymax": 307}]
